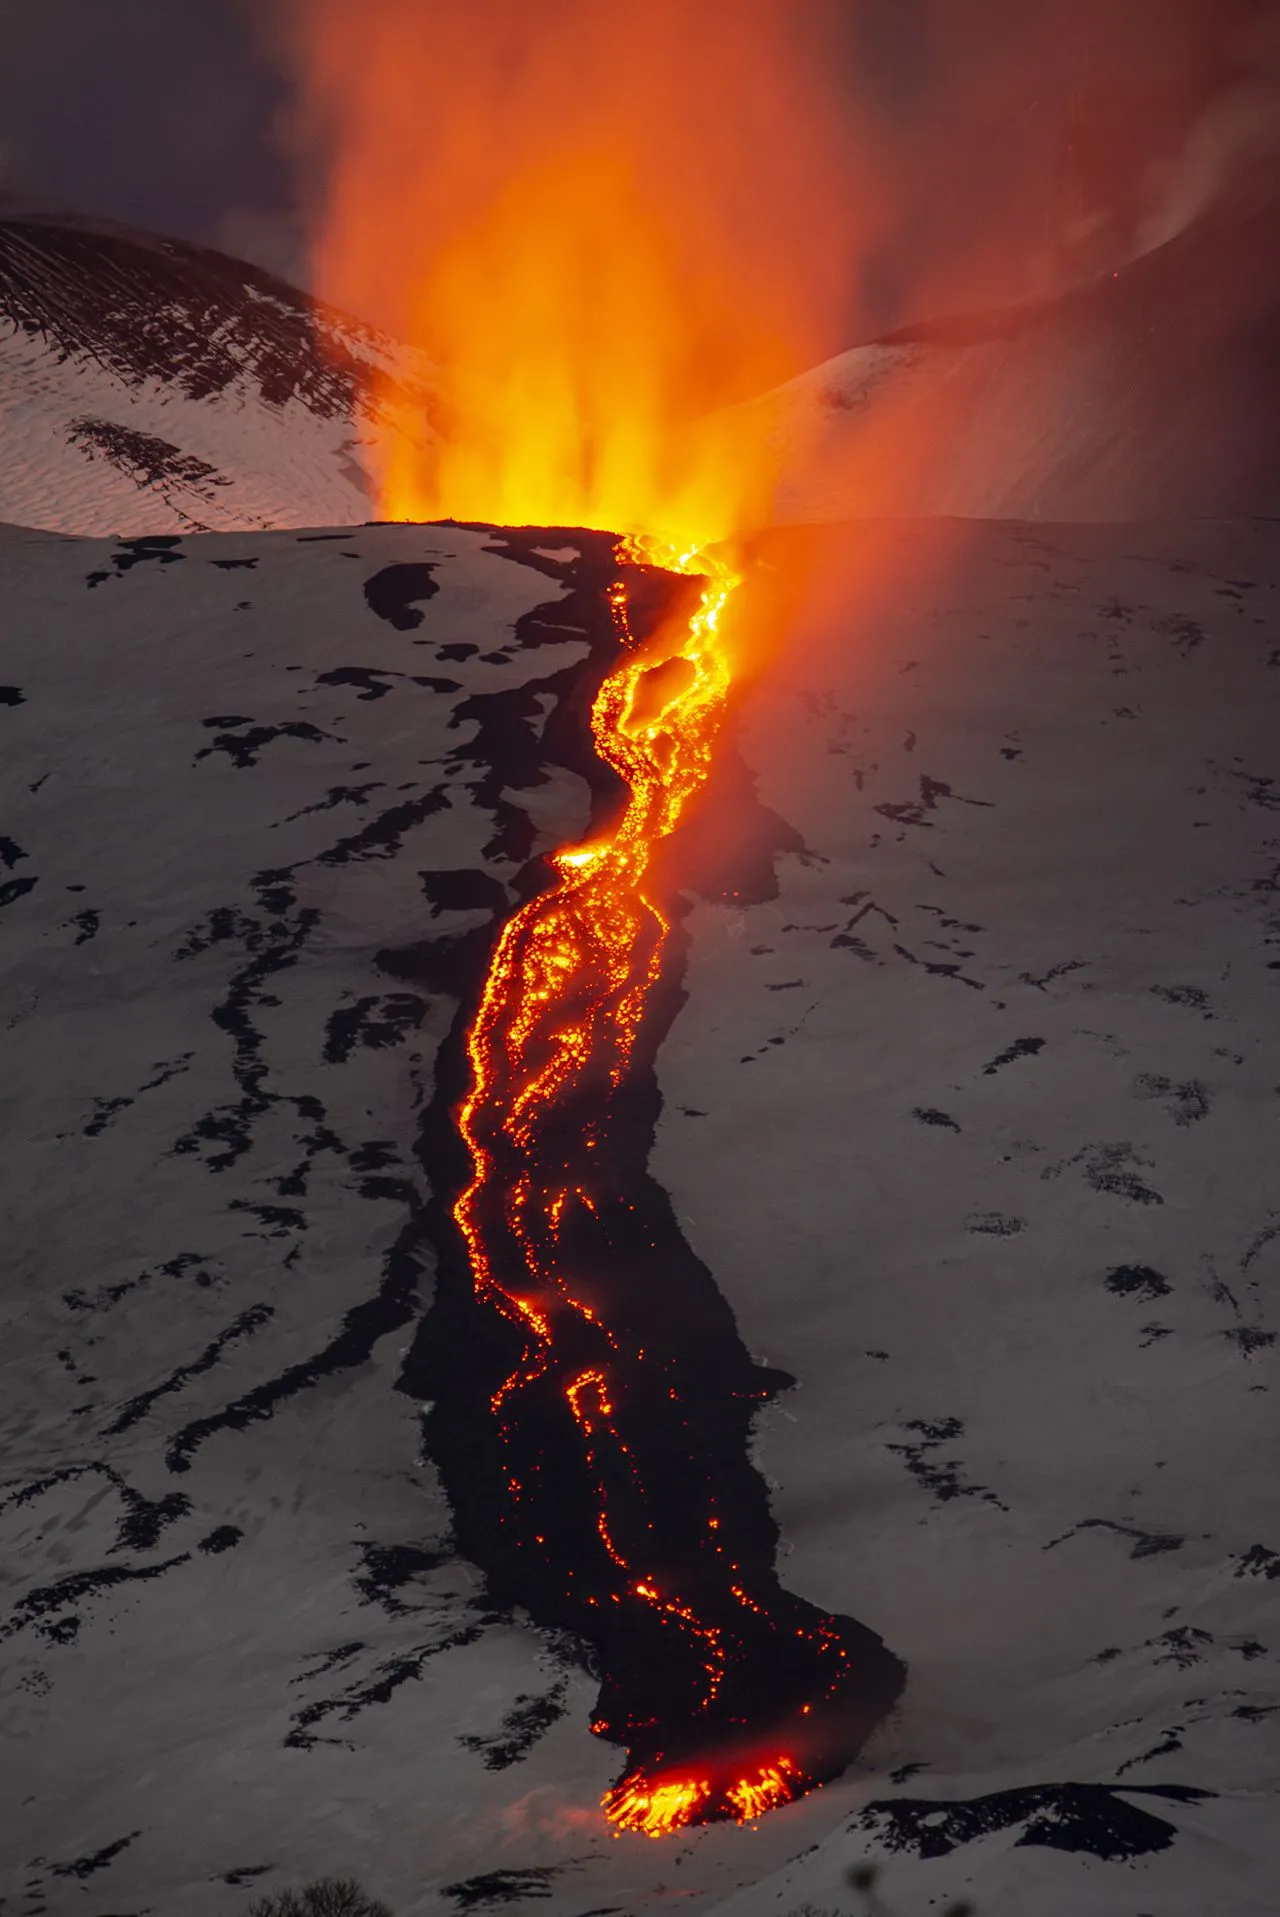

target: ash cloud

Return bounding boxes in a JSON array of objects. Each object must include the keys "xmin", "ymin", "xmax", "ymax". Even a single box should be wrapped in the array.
[
  {"xmin": 0, "ymin": 0, "xmax": 1278, "ymax": 335},
  {"xmin": 843, "ymin": 0, "xmax": 1280, "ymax": 331}
]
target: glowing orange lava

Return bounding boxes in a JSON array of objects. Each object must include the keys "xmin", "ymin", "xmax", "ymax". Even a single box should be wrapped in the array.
[
  {"xmin": 280, "ymin": 0, "xmax": 905, "ymax": 1836},
  {"xmin": 725, "ymin": 1757, "xmax": 800, "ymax": 1823},
  {"xmin": 430, "ymin": 527, "xmax": 905, "ymax": 1833},
  {"xmin": 603, "ymin": 1773, "xmax": 713, "ymax": 1840},
  {"xmin": 450, "ymin": 536, "xmax": 779, "ymax": 1833}
]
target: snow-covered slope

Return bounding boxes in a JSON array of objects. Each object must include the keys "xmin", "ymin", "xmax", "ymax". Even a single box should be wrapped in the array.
[
  {"xmin": 754, "ymin": 194, "xmax": 1280, "ymax": 524},
  {"xmin": 0, "ymin": 202, "xmax": 437, "ymax": 535},
  {"xmin": 6, "ymin": 188, "xmax": 1280, "ymax": 544},
  {"xmin": 0, "ymin": 516, "xmax": 1276, "ymax": 1917}
]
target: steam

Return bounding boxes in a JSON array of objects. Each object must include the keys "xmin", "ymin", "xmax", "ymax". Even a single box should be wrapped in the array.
[
  {"xmin": 208, "ymin": 206, "xmax": 309, "ymax": 289},
  {"xmin": 270, "ymin": 0, "xmax": 869, "ymax": 541},
  {"xmin": 1135, "ymin": 8, "xmax": 1280, "ymax": 254}
]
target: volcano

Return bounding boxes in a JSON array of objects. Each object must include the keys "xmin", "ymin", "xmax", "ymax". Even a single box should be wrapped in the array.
[{"xmin": 0, "ymin": 163, "xmax": 1278, "ymax": 1917}]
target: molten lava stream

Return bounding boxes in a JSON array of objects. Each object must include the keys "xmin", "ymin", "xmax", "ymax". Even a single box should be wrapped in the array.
[{"xmin": 447, "ymin": 534, "xmax": 902, "ymax": 1836}]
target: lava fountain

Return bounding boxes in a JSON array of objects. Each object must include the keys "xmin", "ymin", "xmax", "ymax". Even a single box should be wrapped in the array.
[{"xmin": 279, "ymin": 0, "xmax": 905, "ymax": 1832}]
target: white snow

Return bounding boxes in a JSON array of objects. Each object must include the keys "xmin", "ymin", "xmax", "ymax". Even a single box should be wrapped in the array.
[
  {"xmin": 0, "ymin": 209, "xmax": 438, "ymax": 538},
  {"xmin": 0, "ymin": 515, "xmax": 1276, "ymax": 1917},
  {"xmin": 0, "ymin": 314, "xmax": 370, "ymax": 533}
]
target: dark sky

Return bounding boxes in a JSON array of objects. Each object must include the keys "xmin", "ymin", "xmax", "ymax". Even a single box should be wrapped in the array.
[
  {"xmin": 0, "ymin": 0, "xmax": 1275, "ymax": 336},
  {"xmin": 0, "ymin": 0, "xmax": 299, "ymax": 270}
]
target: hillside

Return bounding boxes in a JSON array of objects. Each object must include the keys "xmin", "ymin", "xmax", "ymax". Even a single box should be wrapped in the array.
[
  {"xmin": 1, "ymin": 513, "xmax": 1275, "ymax": 1915},
  {"xmin": 0, "ymin": 199, "xmax": 436, "ymax": 534},
  {"xmin": 754, "ymin": 190, "xmax": 1280, "ymax": 523}
]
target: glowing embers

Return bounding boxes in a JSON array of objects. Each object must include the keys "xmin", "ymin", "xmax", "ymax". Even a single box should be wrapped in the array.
[
  {"xmin": 604, "ymin": 1756, "xmax": 803, "ymax": 1836},
  {"xmin": 726, "ymin": 1757, "xmax": 801, "ymax": 1822},
  {"xmin": 604, "ymin": 1773, "xmax": 712, "ymax": 1838}
]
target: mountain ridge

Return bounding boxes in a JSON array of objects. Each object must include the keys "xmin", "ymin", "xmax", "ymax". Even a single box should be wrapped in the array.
[{"xmin": 0, "ymin": 199, "xmax": 436, "ymax": 535}]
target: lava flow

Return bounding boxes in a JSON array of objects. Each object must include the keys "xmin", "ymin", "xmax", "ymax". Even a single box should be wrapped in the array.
[
  {"xmin": 433, "ymin": 532, "xmax": 904, "ymax": 1834},
  {"xmin": 286, "ymin": 0, "xmax": 905, "ymax": 1837}
]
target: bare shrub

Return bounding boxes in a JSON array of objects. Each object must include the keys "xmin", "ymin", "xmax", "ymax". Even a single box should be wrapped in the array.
[{"xmin": 246, "ymin": 1877, "xmax": 392, "ymax": 1917}]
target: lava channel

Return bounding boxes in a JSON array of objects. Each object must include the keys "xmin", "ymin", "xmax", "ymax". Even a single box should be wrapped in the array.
[{"xmin": 408, "ymin": 532, "xmax": 904, "ymax": 1836}]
